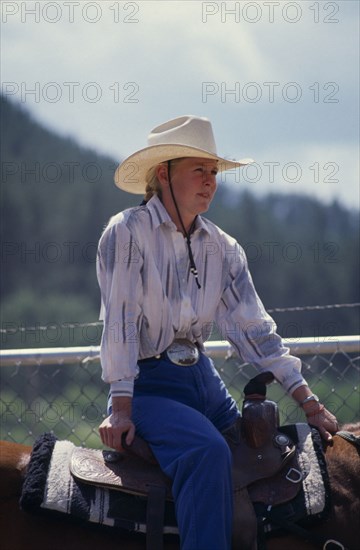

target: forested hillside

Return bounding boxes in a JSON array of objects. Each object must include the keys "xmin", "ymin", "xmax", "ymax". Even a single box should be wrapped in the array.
[{"xmin": 1, "ymin": 96, "xmax": 359, "ymax": 348}]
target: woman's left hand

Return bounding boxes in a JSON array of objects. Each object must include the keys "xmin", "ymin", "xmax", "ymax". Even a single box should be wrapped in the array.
[{"xmin": 304, "ymin": 405, "xmax": 339, "ymax": 442}]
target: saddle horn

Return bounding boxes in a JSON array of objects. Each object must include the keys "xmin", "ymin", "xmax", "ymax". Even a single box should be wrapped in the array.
[
  {"xmin": 242, "ymin": 372, "xmax": 279, "ymax": 448},
  {"xmin": 243, "ymin": 371, "xmax": 275, "ymax": 399}
]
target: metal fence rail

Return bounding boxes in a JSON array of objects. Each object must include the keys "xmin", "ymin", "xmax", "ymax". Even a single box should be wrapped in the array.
[{"xmin": 1, "ymin": 336, "xmax": 359, "ymax": 447}]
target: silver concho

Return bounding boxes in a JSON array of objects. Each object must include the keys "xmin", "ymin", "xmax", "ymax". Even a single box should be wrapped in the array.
[
  {"xmin": 165, "ymin": 339, "xmax": 199, "ymax": 366},
  {"xmin": 274, "ymin": 433, "xmax": 291, "ymax": 447}
]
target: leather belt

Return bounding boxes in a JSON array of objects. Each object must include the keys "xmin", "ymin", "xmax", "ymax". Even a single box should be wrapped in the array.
[{"xmin": 139, "ymin": 338, "xmax": 200, "ymax": 367}]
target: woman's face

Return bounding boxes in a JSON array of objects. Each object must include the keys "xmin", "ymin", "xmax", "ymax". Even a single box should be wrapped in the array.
[{"xmin": 158, "ymin": 157, "xmax": 218, "ymax": 229}]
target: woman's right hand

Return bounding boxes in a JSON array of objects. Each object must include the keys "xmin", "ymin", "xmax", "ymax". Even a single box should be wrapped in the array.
[{"xmin": 98, "ymin": 396, "xmax": 135, "ymax": 451}]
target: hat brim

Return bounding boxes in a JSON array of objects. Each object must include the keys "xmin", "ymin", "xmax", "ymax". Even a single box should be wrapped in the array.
[{"xmin": 114, "ymin": 144, "xmax": 254, "ymax": 194}]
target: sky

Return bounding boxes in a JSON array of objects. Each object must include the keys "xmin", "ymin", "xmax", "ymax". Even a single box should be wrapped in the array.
[{"xmin": 1, "ymin": 0, "xmax": 359, "ymax": 209}]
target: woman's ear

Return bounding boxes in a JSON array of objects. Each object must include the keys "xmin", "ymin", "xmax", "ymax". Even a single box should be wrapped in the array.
[{"xmin": 155, "ymin": 163, "xmax": 169, "ymax": 187}]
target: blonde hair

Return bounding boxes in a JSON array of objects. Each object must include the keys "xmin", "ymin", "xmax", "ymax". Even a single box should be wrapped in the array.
[
  {"xmin": 144, "ymin": 158, "xmax": 186, "ymax": 202},
  {"xmin": 144, "ymin": 166, "xmax": 162, "ymax": 202}
]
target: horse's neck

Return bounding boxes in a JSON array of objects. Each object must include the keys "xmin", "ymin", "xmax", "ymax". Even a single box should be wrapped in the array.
[{"xmin": 325, "ymin": 433, "xmax": 360, "ymax": 486}]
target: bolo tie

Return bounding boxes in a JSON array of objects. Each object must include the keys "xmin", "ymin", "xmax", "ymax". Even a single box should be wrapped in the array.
[{"xmin": 167, "ymin": 160, "xmax": 201, "ymax": 289}]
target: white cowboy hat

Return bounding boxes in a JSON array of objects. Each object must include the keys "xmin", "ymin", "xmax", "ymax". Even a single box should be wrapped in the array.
[{"xmin": 114, "ymin": 115, "xmax": 254, "ymax": 194}]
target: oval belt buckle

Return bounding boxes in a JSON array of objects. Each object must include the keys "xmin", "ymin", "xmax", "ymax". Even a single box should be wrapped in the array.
[{"xmin": 165, "ymin": 339, "xmax": 199, "ymax": 366}]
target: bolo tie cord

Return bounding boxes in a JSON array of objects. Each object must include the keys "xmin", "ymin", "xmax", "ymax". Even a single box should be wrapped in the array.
[{"xmin": 167, "ymin": 160, "xmax": 202, "ymax": 289}]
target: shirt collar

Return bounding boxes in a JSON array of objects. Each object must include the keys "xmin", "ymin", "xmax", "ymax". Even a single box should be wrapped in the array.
[
  {"xmin": 146, "ymin": 195, "xmax": 211, "ymax": 236},
  {"xmin": 146, "ymin": 195, "xmax": 175, "ymax": 229}
]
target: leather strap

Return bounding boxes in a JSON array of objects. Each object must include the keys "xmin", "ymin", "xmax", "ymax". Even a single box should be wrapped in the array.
[
  {"xmin": 146, "ymin": 484, "xmax": 167, "ymax": 550},
  {"xmin": 232, "ymin": 488, "xmax": 258, "ymax": 550}
]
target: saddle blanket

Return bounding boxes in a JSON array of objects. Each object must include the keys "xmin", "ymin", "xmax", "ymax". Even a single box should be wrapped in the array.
[
  {"xmin": 20, "ymin": 432, "xmax": 177, "ymax": 534},
  {"xmin": 20, "ymin": 424, "xmax": 329, "ymax": 535},
  {"xmin": 261, "ymin": 423, "xmax": 330, "ymax": 533}
]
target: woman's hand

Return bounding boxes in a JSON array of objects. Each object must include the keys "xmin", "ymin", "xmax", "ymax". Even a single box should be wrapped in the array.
[
  {"xmin": 303, "ymin": 404, "xmax": 339, "ymax": 442},
  {"xmin": 292, "ymin": 386, "xmax": 339, "ymax": 442},
  {"xmin": 98, "ymin": 396, "xmax": 135, "ymax": 451}
]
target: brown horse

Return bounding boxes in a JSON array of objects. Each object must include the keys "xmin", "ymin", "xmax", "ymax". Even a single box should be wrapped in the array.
[{"xmin": 1, "ymin": 424, "xmax": 359, "ymax": 550}]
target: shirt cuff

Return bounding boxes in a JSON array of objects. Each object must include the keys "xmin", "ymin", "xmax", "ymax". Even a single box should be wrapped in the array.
[
  {"xmin": 110, "ymin": 378, "xmax": 135, "ymax": 398},
  {"xmin": 283, "ymin": 375, "xmax": 309, "ymax": 395}
]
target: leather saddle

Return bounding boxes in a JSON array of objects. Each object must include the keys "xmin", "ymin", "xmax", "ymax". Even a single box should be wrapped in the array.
[{"xmin": 70, "ymin": 373, "xmax": 302, "ymax": 550}]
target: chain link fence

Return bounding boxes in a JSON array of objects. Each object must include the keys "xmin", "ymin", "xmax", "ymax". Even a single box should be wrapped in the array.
[{"xmin": 1, "ymin": 337, "xmax": 359, "ymax": 448}]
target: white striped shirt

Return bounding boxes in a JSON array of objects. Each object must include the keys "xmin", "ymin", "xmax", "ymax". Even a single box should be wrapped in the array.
[{"xmin": 97, "ymin": 195, "xmax": 307, "ymax": 397}]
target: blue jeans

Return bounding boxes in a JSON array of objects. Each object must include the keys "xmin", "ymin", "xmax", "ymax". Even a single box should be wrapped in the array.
[{"xmin": 108, "ymin": 352, "xmax": 240, "ymax": 550}]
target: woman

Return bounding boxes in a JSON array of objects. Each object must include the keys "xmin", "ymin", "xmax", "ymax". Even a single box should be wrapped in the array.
[{"xmin": 97, "ymin": 115, "xmax": 338, "ymax": 550}]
